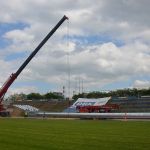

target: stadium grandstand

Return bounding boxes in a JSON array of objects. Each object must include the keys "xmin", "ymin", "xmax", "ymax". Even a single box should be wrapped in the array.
[
  {"xmin": 12, "ymin": 100, "xmax": 72, "ymax": 113},
  {"xmin": 64, "ymin": 96, "xmax": 150, "ymax": 113},
  {"xmin": 109, "ymin": 96, "xmax": 150, "ymax": 112},
  {"xmin": 9, "ymin": 95, "xmax": 150, "ymax": 118}
]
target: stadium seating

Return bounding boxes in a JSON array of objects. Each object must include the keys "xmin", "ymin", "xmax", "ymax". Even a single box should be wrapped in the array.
[
  {"xmin": 108, "ymin": 97, "xmax": 150, "ymax": 112},
  {"xmin": 14, "ymin": 105, "xmax": 39, "ymax": 112}
]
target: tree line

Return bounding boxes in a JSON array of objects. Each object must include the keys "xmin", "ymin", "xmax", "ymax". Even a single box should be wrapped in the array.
[
  {"xmin": 9, "ymin": 92, "xmax": 64, "ymax": 101},
  {"xmin": 7, "ymin": 88, "xmax": 150, "ymax": 101},
  {"xmin": 72, "ymin": 88, "xmax": 150, "ymax": 100}
]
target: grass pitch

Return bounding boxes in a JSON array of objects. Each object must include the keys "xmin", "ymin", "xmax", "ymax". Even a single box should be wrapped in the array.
[{"xmin": 0, "ymin": 118, "xmax": 149, "ymax": 150}]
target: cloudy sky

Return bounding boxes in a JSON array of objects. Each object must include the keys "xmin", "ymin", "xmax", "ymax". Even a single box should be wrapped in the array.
[{"xmin": 0, "ymin": 0, "xmax": 150, "ymax": 96}]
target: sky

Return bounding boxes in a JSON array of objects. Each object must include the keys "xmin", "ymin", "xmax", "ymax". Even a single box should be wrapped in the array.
[{"xmin": 0, "ymin": 0, "xmax": 150, "ymax": 96}]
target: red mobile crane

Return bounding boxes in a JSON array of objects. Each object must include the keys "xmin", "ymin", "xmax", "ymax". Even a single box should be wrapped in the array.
[{"xmin": 0, "ymin": 15, "xmax": 68, "ymax": 116}]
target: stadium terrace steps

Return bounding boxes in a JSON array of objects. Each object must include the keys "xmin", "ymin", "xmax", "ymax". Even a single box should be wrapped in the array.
[
  {"xmin": 108, "ymin": 97, "xmax": 150, "ymax": 112},
  {"xmin": 12, "ymin": 100, "xmax": 73, "ymax": 112}
]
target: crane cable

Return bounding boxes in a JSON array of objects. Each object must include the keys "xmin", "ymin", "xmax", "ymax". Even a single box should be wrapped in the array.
[{"xmin": 66, "ymin": 19, "xmax": 71, "ymax": 101}]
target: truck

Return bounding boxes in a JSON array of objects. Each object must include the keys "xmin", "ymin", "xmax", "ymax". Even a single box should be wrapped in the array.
[{"xmin": 76, "ymin": 104, "xmax": 119, "ymax": 113}]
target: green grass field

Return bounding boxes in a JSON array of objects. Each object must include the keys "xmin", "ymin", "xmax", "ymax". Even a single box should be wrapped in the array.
[{"xmin": 0, "ymin": 118, "xmax": 149, "ymax": 150}]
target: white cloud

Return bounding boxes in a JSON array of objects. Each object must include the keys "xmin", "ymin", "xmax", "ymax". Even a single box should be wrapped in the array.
[
  {"xmin": 14, "ymin": 41, "xmax": 150, "ymax": 90},
  {"xmin": 8, "ymin": 86, "xmax": 38, "ymax": 95},
  {"xmin": 0, "ymin": 0, "xmax": 150, "ymax": 94},
  {"xmin": 4, "ymin": 29, "xmax": 34, "ymax": 43},
  {"xmin": 0, "ymin": 59, "xmax": 15, "ymax": 84},
  {"xmin": 133, "ymin": 80, "xmax": 150, "ymax": 89}
]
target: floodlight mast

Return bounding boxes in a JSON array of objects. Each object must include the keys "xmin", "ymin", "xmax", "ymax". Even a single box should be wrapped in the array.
[{"xmin": 0, "ymin": 15, "xmax": 68, "ymax": 109}]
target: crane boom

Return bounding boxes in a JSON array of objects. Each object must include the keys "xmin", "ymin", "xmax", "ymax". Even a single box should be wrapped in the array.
[{"xmin": 0, "ymin": 15, "xmax": 68, "ymax": 105}]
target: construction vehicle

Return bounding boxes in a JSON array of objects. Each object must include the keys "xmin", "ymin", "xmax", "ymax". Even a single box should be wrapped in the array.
[
  {"xmin": 0, "ymin": 15, "xmax": 68, "ymax": 116},
  {"xmin": 76, "ymin": 104, "xmax": 119, "ymax": 113}
]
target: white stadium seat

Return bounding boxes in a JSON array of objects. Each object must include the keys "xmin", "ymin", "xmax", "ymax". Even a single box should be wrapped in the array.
[{"xmin": 14, "ymin": 105, "xmax": 39, "ymax": 112}]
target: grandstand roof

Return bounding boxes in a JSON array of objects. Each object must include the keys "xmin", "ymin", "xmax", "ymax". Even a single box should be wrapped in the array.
[{"xmin": 71, "ymin": 97, "xmax": 110, "ymax": 108}]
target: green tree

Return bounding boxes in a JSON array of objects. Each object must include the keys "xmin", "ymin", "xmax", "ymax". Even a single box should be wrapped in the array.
[
  {"xmin": 27, "ymin": 93, "xmax": 43, "ymax": 100},
  {"xmin": 44, "ymin": 92, "xmax": 64, "ymax": 100}
]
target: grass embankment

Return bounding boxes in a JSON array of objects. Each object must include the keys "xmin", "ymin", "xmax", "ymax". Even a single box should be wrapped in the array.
[
  {"xmin": 12, "ymin": 100, "xmax": 72, "ymax": 112},
  {"xmin": 0, "ymin": 119, "xmax": 149, "ymax": 150}
]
